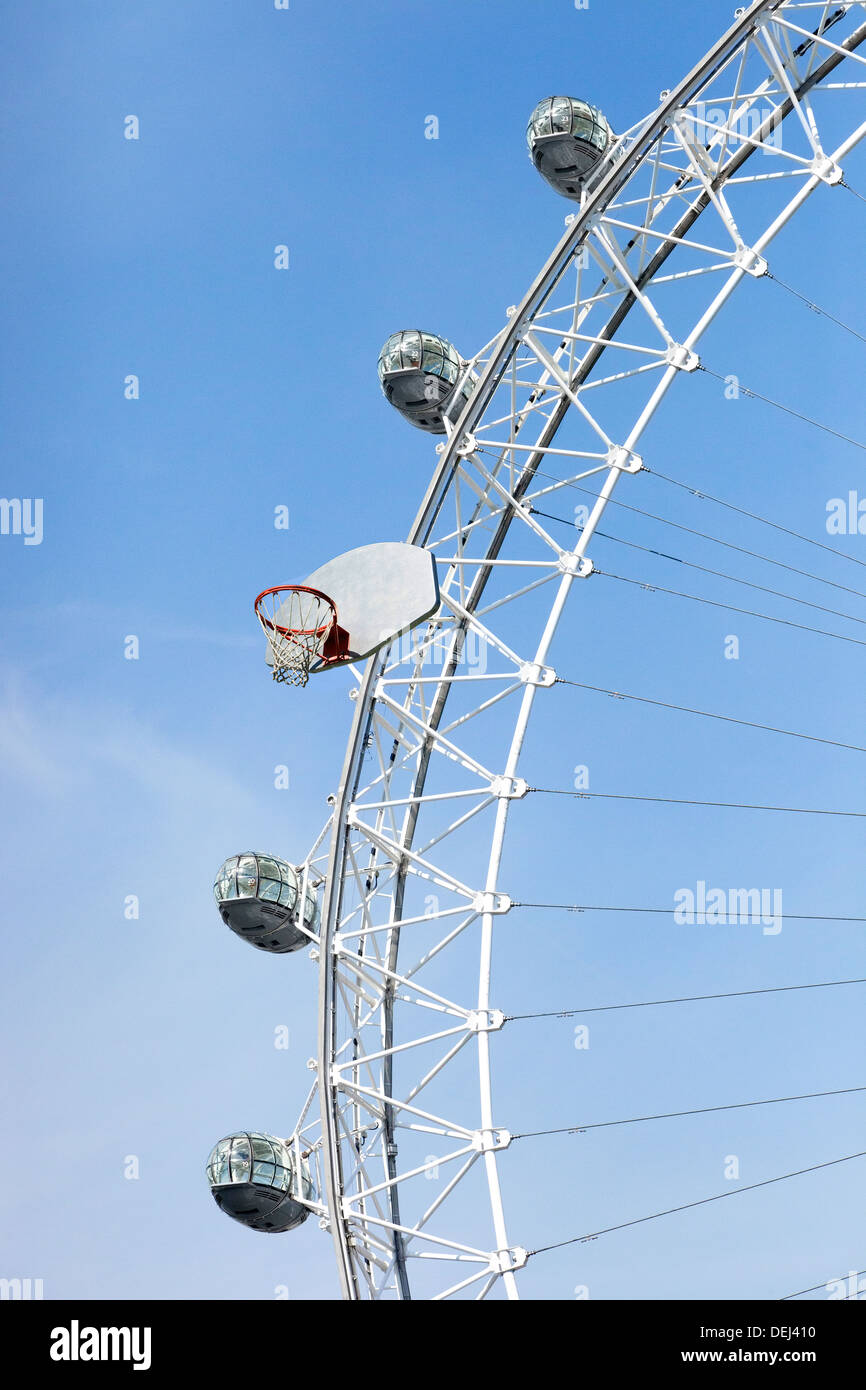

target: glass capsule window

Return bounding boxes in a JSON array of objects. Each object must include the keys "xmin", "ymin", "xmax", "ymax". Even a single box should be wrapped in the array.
[
  {"xmin": 207, "ymin": 1132, "xmax": 293, "ymax": 1192},
  {"xmin": 378, "ymin": 339, "xmax": 403, "ymax": 376},
  {"xmin": 549, "ymin": 96, "xmax": 573, "ymax": 135},
  {"xmin": 207, "ymin": 1138, "xmax": 232, "ymax": 1187},
  {"xmin": 526, "ymin": 97, "xmax": 612, "ymax": 154},
  {"xmin": 389, "ymin": 330, "xmax": 422, "ymax": 370},
  {"xmin": 230, "ymin": 1138, "xmax": 251, "ymax": 1182},
  {"xmin": 457, "ymin": 368, "xmax": 477, "ymax": 406},
  {"xmin": 213, "ymin": 853, "xmax": 303, "ymax": 915},
  {"xmin": 378, "ymin": 331, "xmax": 461, "ymax": 385},
  {"xmin": 215, "ymin": 863, "xmax": 236, "ymax": 900},
  {"xmin": 236, "ymin": 855, "xmax": 257, "ymax": 898},
  {"xmin": 302, "ymin": 881, "xmax": 319, "ymax": 929}
]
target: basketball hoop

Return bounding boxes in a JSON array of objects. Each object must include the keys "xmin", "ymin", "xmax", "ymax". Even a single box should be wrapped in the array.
[{"xmin": 254, "ymin": 585, "xmax": 348, "ymax": 688}]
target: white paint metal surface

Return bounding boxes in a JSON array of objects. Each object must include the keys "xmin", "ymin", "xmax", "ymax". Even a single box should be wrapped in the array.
[{"xmin": 266, "ymin": 542, "xmax": 440, "ymax": 673}]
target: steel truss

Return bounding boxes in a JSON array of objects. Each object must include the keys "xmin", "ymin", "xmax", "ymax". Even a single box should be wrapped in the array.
[{"xmin": 289, "ymin": 1, "xmax": 866, "ymax": 1299}]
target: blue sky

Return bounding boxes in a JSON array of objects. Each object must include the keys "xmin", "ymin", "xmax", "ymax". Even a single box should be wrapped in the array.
[{"xmin": 2, "ymin": 0, "xmax": 866, "ymax": 1301}]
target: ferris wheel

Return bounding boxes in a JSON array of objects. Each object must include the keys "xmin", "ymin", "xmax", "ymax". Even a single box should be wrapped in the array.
[{"xmin": 206, "ymin": 0, "xmax": 866, "ymax": 1299}]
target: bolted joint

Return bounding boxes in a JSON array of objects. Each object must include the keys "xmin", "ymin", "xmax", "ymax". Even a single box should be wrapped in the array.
[
  {"xmin": 558, "ymin": 553, "xmax": 593, "ymax": 578},
  {"xmin": 472, "ymin": 890, "xmax": 512, "ymax": 915},
  {"xmin": 467, "ymin": 1008, "xmax": 506, "ymax": 1033},
  {"xmin": 489, "ymin": 775, "xmax": 529, "ymax": 800},
  {"xmin": 456, "ymin": 432, "xmax": 477, "ymax": 457},
  {"xmin": 606, "ymin": 444, "xmax": 643, "ymax": 473},
  {"xmin": 489, "ymin": 1246, "xmax": 529, "ymax": 1275},
  {"xmin": 665, "ymin": 343, "xmax": 700, "ymax": 372},
  {"xmin": 519, "ymin": 662, "xmax": 557, "ymax": 687},
  {"xmin": 472, "ymin": 1127, "xmax": 512, "ymax": 1153},
  {"xmin": 812, "ymin": 154, "xmax": 842, "ymax": 186},
  {"xmin": 733, "ymin": 244, "xmax": 768, "ymax": 277},
  {"xmin": 308, "ymin": 947, "xmax": 320, "ymax": 963}
]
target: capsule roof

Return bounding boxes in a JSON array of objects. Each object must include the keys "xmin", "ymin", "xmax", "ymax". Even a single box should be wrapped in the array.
[
  {"xmin": 378, "ymin": 330, "xmax": 462, "ymax": 384},
  {"xmin": 526, "ymin": 96, "xmax": 613, "ymax": 154}
]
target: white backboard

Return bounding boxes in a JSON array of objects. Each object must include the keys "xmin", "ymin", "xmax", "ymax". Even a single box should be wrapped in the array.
[{"xmin": 266, "ymin": 542, "xmax": 440, "ymax": 674}]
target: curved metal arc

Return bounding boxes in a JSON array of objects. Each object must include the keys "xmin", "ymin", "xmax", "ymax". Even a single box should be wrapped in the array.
[
  {"xmin": 404, "ymin": 14, "xmax": 739, "ymax": 527},
  {"xmin": 316, "ymin": 0, "xmax": 865, "ymax": 1300},
  {"xmin": 460, "ymin": 92, "xmax": 866, "ymax": 1297}
]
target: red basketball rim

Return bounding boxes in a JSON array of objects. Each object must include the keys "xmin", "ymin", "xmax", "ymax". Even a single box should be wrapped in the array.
[{"xmin": 254, "ymin": 584, "xmax": 337, "ymax": 638}]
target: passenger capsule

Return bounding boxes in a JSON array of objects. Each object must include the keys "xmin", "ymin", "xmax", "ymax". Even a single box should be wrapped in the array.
[
  {"xmin": 378, "ymin": 330, "xmax": 476, "ymax": 434},
  {"xmin": 213, "ymin": 853, "xmax": 318, "ymax": 954},
  {"xmin": 527, "ymin": 96, "xmax": 617, "ymax": 200},
  {"xmin": 206, "ymin": 1132, "xmax": 313, "ymax": 1233}
]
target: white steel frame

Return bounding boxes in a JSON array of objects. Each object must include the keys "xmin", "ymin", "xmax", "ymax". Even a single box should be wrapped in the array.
[{"xmin": 286, "ymin": 0, "xmax": 866, "ymax": 1299}]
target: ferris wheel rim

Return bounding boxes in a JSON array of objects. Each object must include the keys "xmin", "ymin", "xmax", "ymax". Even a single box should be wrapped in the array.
[{"xmin": 311, "ymin": 0, "xmax": 866, "ymax": 1300}]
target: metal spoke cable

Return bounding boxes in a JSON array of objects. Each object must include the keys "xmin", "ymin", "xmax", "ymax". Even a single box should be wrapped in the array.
[
  {"xmin": 513, "ymin": 902, "xmax": 866, "ymax": 924},
  {"xmin": 505, "ymin": 976, "xmax": 866, "ymax": 1022},
  {"xmin": 698, "ymin": 364, "xmax": 866, "ymax": 454},
  {"xmin": 530, "ymin": 506, "xmax": 866, "ymax": 631},
  {"xmin": 644, "ymin": 467, "xmax": 866, "ymax": 576},
  {"xmin": 529, "ymin": 787, "xmax": 866, "ymax": 818},
  {"xmin": 597, "ymin": 566, "xmax": 866, "ymax": 650},
  {"xmin": 514, "ymin": 1084, "xmax": 866, "ymax": 1139},
  {"xmin": 767, "ymin": 271, "xmax": 866, "ymax": 347},
  {"xmin": 528, "ymin": 1151, "xmax": 866, "ymax": 1257},
  {"xmin": 781, "ymin": 1268, "xmax": 866, "ymax": 1301},
  {"xmin": 525, "ymin": 471, "xmax": 866, "ymax": 604},
  {"xmin": 554, "ymin": 674, "xmax": 866, "ymax": 755}
]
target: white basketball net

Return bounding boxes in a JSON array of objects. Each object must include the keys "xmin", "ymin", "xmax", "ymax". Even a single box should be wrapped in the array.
[{"xmin": 256, "ymin": 587, "xmax": 336, "ymax": 689}]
